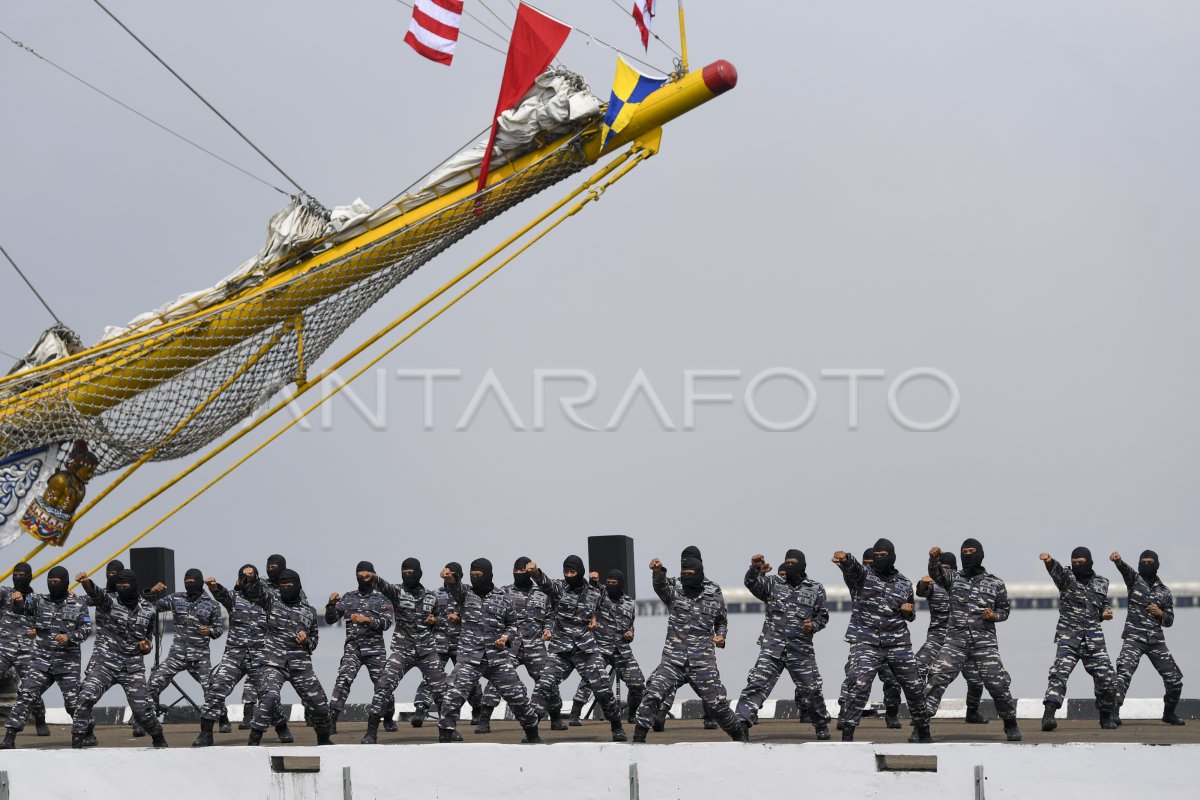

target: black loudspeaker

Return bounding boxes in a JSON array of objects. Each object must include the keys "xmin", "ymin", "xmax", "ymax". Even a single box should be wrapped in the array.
[
  {"xmin": 588, "ymin": 535, "xmax": 636, "ymax": 599},
  {"xmin": 130, "ymin": 547, "xmax": 175, "ymax": 595}
]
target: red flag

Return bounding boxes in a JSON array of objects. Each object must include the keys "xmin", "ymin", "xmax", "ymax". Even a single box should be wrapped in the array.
[
  {"xmin": 476, "ymin": 3, "xmax": 571, "ymax": 193},
  {"xmin": 404, "ymin": 0, "xmax": 464, "ymax": 66},
  {"xmin": 632, "ymin": 1, "xmax": 656, "ymax": 51}
]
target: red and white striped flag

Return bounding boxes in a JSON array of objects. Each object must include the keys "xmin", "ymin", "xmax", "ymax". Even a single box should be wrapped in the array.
[
  {"xmin": 631, "ymin": 0, "xmax": 656, "ymax": 51},
  {"xmin": 404, "ymin": 0, "xmax": 464, "ymax": 66}
]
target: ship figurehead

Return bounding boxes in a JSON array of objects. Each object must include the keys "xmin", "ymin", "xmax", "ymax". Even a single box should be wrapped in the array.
[{"xmin": 19, "ymin": 440, "xmax": 98, "ymax": 546}]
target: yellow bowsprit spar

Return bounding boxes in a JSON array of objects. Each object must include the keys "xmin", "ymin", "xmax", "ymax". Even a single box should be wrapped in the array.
[{"xmin": 0, "ymin": 60, "xmax": 737, "ymax": 582}]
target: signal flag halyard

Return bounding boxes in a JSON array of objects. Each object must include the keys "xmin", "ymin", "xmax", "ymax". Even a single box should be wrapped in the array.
[
  {"xmin": 405, "ymin": 0, "xmax": 464, "ymax": 66},
  {"xmin": 632, "ymin": 1, "xmax": 656, "ymax": 51},
  {"xmin": 600, "ymin": 57, "xmax": 668, "ymax": 149}
]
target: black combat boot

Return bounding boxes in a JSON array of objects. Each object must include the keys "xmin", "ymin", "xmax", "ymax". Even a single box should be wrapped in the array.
[
  {"xmin": 410, "ymin": 702, "xmax": 427, "ymax": 728},
  {"xmin": 568, "ymin": 700, "xmax": 585, "ymax": 727},
  {"xmin": 131, "ymin": 719, "xmax": 145, "ymax": 738},
  {"xmin": 632, "ymin": 725, "xmax": 649, "ymax": 743},
  {"xmin": 470, "ymin": 705, "xmax": 482, "ymax": 726},
  {"xmin": 438, "ymin": 727, "xmax": 456, "ymax": 743},
  {"xmin": 449, "ymin": 729, "xmax": 464, "ymax": 742},
  {"xmin": 703, "ymin": 713, "xmax": 719, "ymax": 730},
  {"xmin": 328, "ymin": 710, "xmax": 339, "ymax": 735},
  {"xmin": 731, "ymin": 722, "xmax": 750, "ymax": 743},
  {"xmin": 549, "ymin": 708, "xmax": 568, "ymax": 731},
  {"xmin": 1041, "ymin": 702, "xmax": 1057, "ymax": 732},
  {"xmin": 626, "ymin": 691, "xmax": 643, "ymax": 724},
  {"xmin": 247, "ymin": 728, "xmax": 263, "ymax": 746},
  {"xmin": 1112, "ymin": 702, "xmax": 1123, "ymax": 727},
  {"xmin": 1100, "ymin": 711, "xmax": 1118, "ymax": 730},
  {"xmin": 0, "ymin": 729, "xmax": 16, "ymax": 750},
  {"xmin": 34, "ymin": 714, "xmax": 50, "ymax": 737},
  {"xmin": 314, "ymin": 717, "xmax": 334, "ymax": 746},
  {"xmin": 275, "ymin": 722, "xmax": 294, "ymax": 744},
  {"xmin": 192, "ymin": 719, "xmax": 215, "ymax": 748},
  {"xmin": 239, "ymin": 703, "xmax": 255, "ymax": 730},
  {"xmin": 652, "ymin": 707, "xmax": 668, "ymax": 733},
  {"xmin": 219, "ymin": 711, "xmax": 232, "ymax": 734},
  {"xmin": 914, "ymin": 721, "xmax": 933, "ymax": 744},
  {"xmin": 965, "ymin": 704, "xmax": 988, "ymax": 724},
  {"xmin": 884, "ymin": 705, "xmax": 902, "ymax": 730},
  {"xmin": 1003, "ymin": 717, "xmax": 1022, "ymax": 741},
  {"xmin": 520, "ymin": 724, "xmax": 543, "ymax": 744},
  {"xmin": 814, "ymin": 723, "xmax": 831, "ymax": 741},
  {"xmin": 1164, "ymin": 688, "xmax": 1186, "ymax": 725},
  {"xmin": 151, "ymin": 729, "xmax": 168, "ymax": 749},
  {"xmin": 361, "ymin": 714, "xmax": 380, "ymax": 745},
  {"xmin": 841, "ymin": 724, "xmax": 855, "ymax": 742},
  {"xmin": 82, "ymin": 722, "xmax": 97, "ymax": 748},
  {"xmin": 383, "ymin": 714, "xmax": 399, "ymax": 733},
  {"xmin": 611, "ymin": 719, "xmax": 627, "ymax": 742},
  {"xmin": 475, "ymin": 706, "xmax": 493, "ymax": 734},
  {"xmin": 71, "ymin": 733, "xmax": 85, "ymax": 749}
]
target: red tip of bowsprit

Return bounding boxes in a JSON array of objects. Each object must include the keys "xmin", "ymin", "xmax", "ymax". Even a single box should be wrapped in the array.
[{"xmin": 701, "ymin": 60, "xmax": 738, "ymax": 95}]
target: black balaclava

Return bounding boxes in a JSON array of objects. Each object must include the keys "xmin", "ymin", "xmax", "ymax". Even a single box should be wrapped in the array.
[
  {"xmin": 605, "ymin": 569, "xmax": 625, "ymax": 600},
  {"xmin": 105, "ymin": 559, "xmax": 125, "ymax": 593},
  {"xmin": 1071, "ymin": 546, "xmax": 1094, "ymax": 581},
  {"xmin": 938, "ymin": 552, "xmax": 958, "ymax": 571},
  {"xmin": 1138, "ymin": 550, "xmax": 1160, "ymax": 582},
  {"xmin": 681, "ymin": 545, "xmax": 703, "ymax": 564},
  {"xmin": 357, "ymin": 561, "xmax": 376, "ymax": 594},
  {"xmin": 680, "ymin": 557, "xmax": 705, "ymax": 594},
  {"xmin": 184, "ymin": 568, "xmax": 204, "ymax": 600},
  {"xmin": 784, "ymin": 549, "xmax": 807, "ymax": 578},
  {"xmin": 961, "ymin": 538, "xmax": 985, "ymax": 575},
  {"xmin": 782, "ymin": 561, "xmax": 806, "ymax": 586},
  {"xmin": 513, "ymin": 556, "xmax": 533, "ymax": 589},
  {"xmin": 266, "ymin": 554, "xmax": 287, "ymax": 585},
  {"xmin": 116, "ymin": 569, "xmax": 139, "ymax": 606},
  {"xmin": 563, "ymin": 555, "xmax": 585, "ymax": 588},
  {"xmin": 470, "ymin": 558, "xmax": 494, "ymax": 596},
  {"xmin": 278, "ymin": 569, "xmax": 302, "ymax": 604},
  {"xmin": 12, "ymin": 562, "xmax": 33, "ymax": 594},
  {"xmin": 47, "ymin": 566, "xmax": 70, "ymax": 601},
  {"xmin": 401, "ymin": 558, "xmax": 423, "ymax": 592},
  {"xmin": 236, "ymin": 564, "xmax": 258, "ymax": 592},
  {"xmin": 871, "ymin": 538, "xmax": 897, "ymax": 577},
  {"xmin": 445, "ymin": 562, "xmax": 463, "ymax": 584},
  {"xmin": 861, "ymin": 548, "xmax": 875, "ymax": 565}
]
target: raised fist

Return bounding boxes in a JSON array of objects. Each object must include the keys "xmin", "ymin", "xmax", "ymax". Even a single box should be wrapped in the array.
[
  {"xmin": 929, "ymin": 547, "xmax": 941, "ymax": 558},
  {"xmin": 649, "ymin": 558, "xmax": 663, "ymax": 571},
  {"xmin": 832, "ymin": 551, "xmax": 847, "ymax": 564},
  {"xmin": 1039, "ymin": 552, "xmax": 1052, "ymax": 563},
  {"xmin": 1110, "ymin": 552, "xmax": 1121, "ymax": 562}
]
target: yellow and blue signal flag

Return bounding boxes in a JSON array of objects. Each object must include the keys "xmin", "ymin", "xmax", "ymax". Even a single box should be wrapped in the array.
[{"xmin": 600, "ymin": 57, "xmax": 667, "ymax": 149}]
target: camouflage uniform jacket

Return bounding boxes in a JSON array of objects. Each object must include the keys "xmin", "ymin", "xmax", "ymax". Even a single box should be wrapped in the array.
[
  {"xmin": 374, "ymin": 578, "xmax": 436, "ymax": 654},
  {"xmin": 444, "ymin": 581, "xmax": 519, "ymax": 666},
  {"xmin": 653, "ymin": 570, "xmax": 728, "ymax": 663},
  {"xmin": 505, "ymin": 582, "xmax": 551, "ymax": 647},
  {"xmin": 430, "ymin": 587, "xmax": 463, "ymax": 655},
  {"xmin": 532, "ymin": 571, "xmax": 604, "ymax": 656},
  {"xmin": 83, "ymin": 582, "xmax": 157, "ymax": 671},
  {"xmin": 209, "ymin": 582, "xmax": 267, "ymax": 654},
  {"xmin": 916, "ymin": 579, "xmax": 950, "ymax": 638},
  {"xmin": 592, "ymin": 589, "xmax": 637, "ymax": 651},
  {"xmin": 244, "ymin": 580, "xmax": 319, "ymax": 669},
  {"xmin": 928, "ymin": 554, "xmax": 1010, "ymax": 642},
  {"xmin": 155, "ymin": 592, "xmax": 224, "ymax": 660},
  {"xmin": 838, "ymin": 555, "xmax": 915, "ymax": 649},
  {"xmin": 745, "ymin": 568, "xmax": 828, "ymax": 656},
  {"xmin": 0, "ymin": 586, "xmax": 35, "ymax": 656},
  {"xmin": 324, "ymin": 588, "xmax": 393, "ymax": 652},
  {"xmin": 1045, "ymin": 558, "xmax": 1111, "ymax": 637},
  {"xmin": 1113, "ymin": 558, "xmax": 1174, "ymax": 645},
  {"xmin": 14, "ymin": 592, "xmax": 91, "ymax": 673}
]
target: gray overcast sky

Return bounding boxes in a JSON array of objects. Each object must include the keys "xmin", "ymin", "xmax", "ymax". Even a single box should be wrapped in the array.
[{"xmin": 3, "ymin": 1, "xmax": 1199, "ymax": 601}]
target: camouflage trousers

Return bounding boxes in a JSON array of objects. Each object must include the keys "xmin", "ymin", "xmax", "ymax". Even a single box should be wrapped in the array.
[
  {"xmin": 1115, "ymin": 639, "xmax": 1184, "ymax": 705},
  {"xmin": 1043, "ymin": 630, "xmax": 1116, "ymax": 712},
  {"xmin": 918, "ymin": 632, "xmax": 985, "ymax": 708},
  {"xmin": 572, "ymin": 644, "xmax": 646, "ymax": 711},
  {"xmin": 5, "ymin": 668, "xmax": 78, "ymax": 732},
  {"xmin": 329, "ymin": 644, "xmax": 390, "ymax": 717},
  {"xmin": 738, "ymin": 642, "xmax": 830, "ymax": 728},
  {"xmin": 252, "ymin": 658, "xmax": 329, "ymax": 733},
  {"xmin": 416, "ymin": 651, "xmax": 481, "ymax": 712},
  {"xmin": 635, "ymin": 653, "xmax": 741, "ymax": 736},
  {"xmin": 483, "ymin": 639, "xmax": 551, "ymax": 710},
  {"xmin": 147, "ymin": 649, "xmax": 211, "ymax": 711},
  {"xmin": 839, "ymin": 659, "xmax": 900, "ymax": 711},
  {"xmin": 0, "ymin": 647, "xmax": 46, "ymax": 723},
  {"xmin": 841, "ymin": 642, "xmax": 928, "ymax": 729},
  {"xmin": 926, "ymin": 633, "xmax": 1016, "ymax": 719},
  {"xmin": 371, "ymin": 645, "xmax": 445, "ymax": 717},
  {"xmin": 73, "ymin": 661, "xmax": 162, "ymax": 736},
  {"xmin": 534, "ymin": 648, "xmax": 621, "ymax": 722},
  {"xmin": 201, "ymin": 649, "xmax": 283, "ymax": 725},
  {"xmin": 439, "ymin": 654, "xmax": 537, "ymax": 730}
]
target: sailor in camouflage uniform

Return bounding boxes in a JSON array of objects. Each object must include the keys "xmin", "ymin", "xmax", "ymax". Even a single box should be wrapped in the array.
[
  {"xmin": 1039, "ymin": 548, "xmax": 1118, "ymax": 731},
  {"xmin": 833, "ymin": 541, "xmax": 932, "ymax": 742},
  {"xmin": 737, "ymin": 551, "xmax": 832, "ymax": 739},
  {"xmin": 633, "ymin": 556, "xmax": 746, "ymax": 743},
  {"xmin": 568, "ymin": 569, "xmax": 645, "ymax": 726},
  {"xmin": 915, "ymin": 551, "xmax": 988, "ymax": 725},
  {"xmin": 527, "ymin": 555, "xmax": 628, "ymax": 741},
  {"xmin": 72, "ymin": 569, "xmax": 168, "ymax": 748},
  {"xmin": 325, "ymin": 560, "xmax": 394, "ymax": 736},
  {"xmin": 362, "ymin": 558, "xmax": 446, "ymax": 744},
  {"xmin": 0, "ymin": 566, "xmax": 90, "ymax": 750},
  {"xmin": 146, "ymin": 569, "xmax": 225, "ymax": 725},
  {"xmin": 242, "ymin": 567, "xmax": 332, "ymax": 745},
  {"xmin": 193, "ymin": 565, "xmax": 288, "ymax": 746},
  {"xmin": 476, "ymin": 556, "xmax": 552, "ymax": 733},
  {"xmin": 237, "ymin": 553, "xmax": 292, "ymax": 727},
  {"xmin": 836, "ymin": 549, "xmax": 904, "ymax": 731},
  {"xmin": 413, "ymin": 561, "xmax": 480, "ymax": 728},
  {"xmin": 436, "ymin": 559, "xmax": 542, "ymax": 743},
  {"xmin": 925, "ymin": 540, "xmax": 1022, "ymax": 741},
  {"xmin": 0, "ymin": 562, "xmax": 49, "ymax": 737},
  {"xmin": 1110, "ymin": 550, "xmax": 1185, "ymax": 725},
  {"xmin": 657, "ymin": 546, "xmax": 722, "ymax": 731}
]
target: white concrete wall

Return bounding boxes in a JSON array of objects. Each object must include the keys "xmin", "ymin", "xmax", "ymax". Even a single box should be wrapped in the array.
[{"xmin": 1, "ymin": 742, "xmax": 1192, "ymax": 800}]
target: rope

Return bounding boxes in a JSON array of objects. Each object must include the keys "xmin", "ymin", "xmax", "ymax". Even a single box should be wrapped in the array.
[
  {"xmin": 89, "ymin": 0, "xmax": 311, "ymax": 200},
  {"xmin": 33, "ymin": 143, "xmax": 642, "ymax": 579},
  {"xmin": 0, "ymin": 242, "xmax": 63, "ymax": 325},
  {"xmin": 0, "ymin": 28, "xmax": 289, "ymax": 195},
  {"xmin": 69, "ymin": 143, "xmax": 653, "ymax": 587}
]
